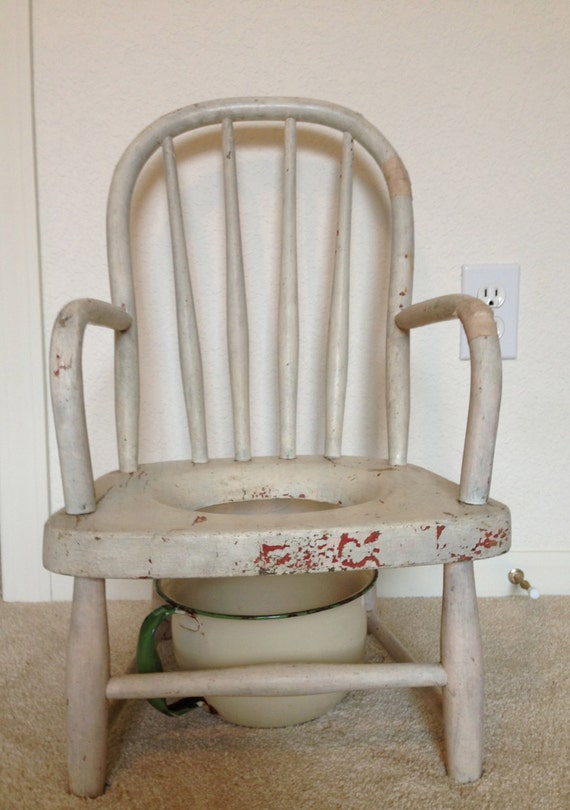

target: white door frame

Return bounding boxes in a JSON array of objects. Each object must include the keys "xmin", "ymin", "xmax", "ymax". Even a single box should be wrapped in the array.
[{"xmin": 0, "ymin": 1, "xmax": 51, "ymax": 601}]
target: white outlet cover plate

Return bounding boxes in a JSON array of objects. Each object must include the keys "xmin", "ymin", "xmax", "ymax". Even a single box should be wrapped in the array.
[{"xmin": 460, "ymin": 264, "xmax": 520, "ymax": 360}]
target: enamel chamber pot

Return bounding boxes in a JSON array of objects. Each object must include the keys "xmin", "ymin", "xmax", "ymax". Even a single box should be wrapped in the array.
[{"xmin": 137, "ymin": 569, "xmax": 377, "ymax": 728}]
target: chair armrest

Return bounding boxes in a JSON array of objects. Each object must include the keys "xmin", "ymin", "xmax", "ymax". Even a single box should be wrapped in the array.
[
  {"xmin": 50, "ymin": 299, "xmax": 132, "ymax": 515},
  {"xmin": 395, "ymin": 294, "xmax": 502, "ymax": 505}
]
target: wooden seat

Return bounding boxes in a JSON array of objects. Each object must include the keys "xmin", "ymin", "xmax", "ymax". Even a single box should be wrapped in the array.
[
  {"xmin": 45, "ymin": 457, "xmax": 509, "ymax": 578},
  {"xmin": 43, "ymin": 97, "xmax": 510, "ymax": 797}
]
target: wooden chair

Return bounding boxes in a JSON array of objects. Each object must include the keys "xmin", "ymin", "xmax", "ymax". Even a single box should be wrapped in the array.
[{"xmin": 43, "ymin": 98, "xmax": 510, "ymax": 797}]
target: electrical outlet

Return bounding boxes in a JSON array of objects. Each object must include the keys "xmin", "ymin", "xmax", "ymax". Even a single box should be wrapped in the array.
[{"xmin": 460, "ymin": 264, "xmax": 520, "ymax": 360}]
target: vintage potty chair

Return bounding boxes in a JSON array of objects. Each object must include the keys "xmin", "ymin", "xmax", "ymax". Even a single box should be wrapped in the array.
[{"xmin": 43, "ymin": 98, "xmax": 510, "ymax": 798}]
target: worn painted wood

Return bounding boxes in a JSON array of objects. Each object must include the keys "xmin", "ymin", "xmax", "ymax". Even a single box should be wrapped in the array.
[
  {"xmin": 396, "ymin": 294, "xmax": 502, "ymax": 504},
  {"xmin": 44, "ymin": 455, "xmax": 510, "ymax": 579},
  {"xmin": 106, "ymin": 167, "xmax": 140, "ymax": 475},
  {"xmin": 67, "ymin": 578, "xmax": 109, "ymax": 797},
  {"xmin": 162, "ymin": 136, "xmax": 208, "ymax": 462},
  {"xmin": 43, "ymin": 99, "xmax": 511, "ymax": 795},
  {"xmin": 105, "ymin": 98, "xmax": 411, "ymax": 467},
  {"xmin": 386, "ymin": 195, "xmax": 414, "ymax": 466},
  {"xmin": 50, "ymin": 299, "xmax": 132, "ymax": 514},
  {"xmin": 441, "ymin": 561, "xmax": 484, "ymax": 782},
  {"xmin": 279, "ymin": 117, "xmax": 299, "ymax": 459},
  {"xmin": 107, "ymin": 662, "xmax": 447, "ymax": 700},
  {"xmin": 222, "ymin": 118, "xmax": 251, "ymax": 461},
  {"xmin": 325, "ymin": 132, "xmax": 354, "ymax": 457}
]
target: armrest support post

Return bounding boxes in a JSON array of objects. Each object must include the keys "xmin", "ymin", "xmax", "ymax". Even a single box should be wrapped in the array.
[
  {"xmin": 395, "ymin": 294, "xmax": 502, "ymax": 504},
  {"xmin": 50, "ymin": 299, "xmax": 132, "ymax": 515}
]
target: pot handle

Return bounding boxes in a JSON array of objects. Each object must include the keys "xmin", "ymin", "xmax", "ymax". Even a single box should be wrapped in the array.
[{"xmin": 136, "ymin": 604, "xmax": 203, "ymax": 716}]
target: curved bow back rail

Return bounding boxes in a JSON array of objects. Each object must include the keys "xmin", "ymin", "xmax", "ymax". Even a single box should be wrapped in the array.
[{"xmin": 105, "ymin": 98, "xmax": 414, "ymax": 473}]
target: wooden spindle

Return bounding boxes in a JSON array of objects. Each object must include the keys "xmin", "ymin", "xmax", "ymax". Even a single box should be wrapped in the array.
[
  {"xmin": 386, "ymin": 195, "xmax": 414, "ymax": 467},
  {"xmin": 221, "ymin": 119, "xmax": 251, "ymax": 461},
  {"xmin": 279, "ymin": 118, "xmax": 299, "ymax": 459},
  {"xmin": 162, "ymin": 136, "xmax": 208, "ymax": 462},
  {"xmin": 325, "ymin": 132, "xmax": 354, "ymax": 457}
]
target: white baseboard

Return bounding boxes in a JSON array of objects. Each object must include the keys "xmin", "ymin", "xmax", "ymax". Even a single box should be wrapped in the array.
[
  {"xmin": 376, "ymin": 551, "xmax": 569, "ymax": 598},
  {"xmin": 49, "ymin": 573, "xmax": 153, "ymax": 601}
]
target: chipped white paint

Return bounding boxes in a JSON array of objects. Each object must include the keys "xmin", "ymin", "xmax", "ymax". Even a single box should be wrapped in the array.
[
  {"xmin": 49, "ymin": 299, "xmax": 132, "ymax": 514},
  {"xmin": 396, "ymin": 293, "xmax": 502, "ymax": 504},
  {"xmin": 44, "ymin": 457, "xmax": 510, "ymax": 579},
  {"xmin": 43, "ymin": 99, "xmax": 508, "ymax": 796}
]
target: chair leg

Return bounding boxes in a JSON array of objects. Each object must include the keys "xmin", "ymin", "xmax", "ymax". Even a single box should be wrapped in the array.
[
  {"xmin": 441, "ymin": 561, "xmax": 484, "ymax": 783},
  {"xmin": 66, "ymin": 577, "xmax": 110, "ymax": 797}
]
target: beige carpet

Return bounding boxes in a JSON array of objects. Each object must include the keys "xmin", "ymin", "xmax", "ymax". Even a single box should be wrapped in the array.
[{"xmin": 1, "ymin": 595, "xmax": 569, "ymax": 809}]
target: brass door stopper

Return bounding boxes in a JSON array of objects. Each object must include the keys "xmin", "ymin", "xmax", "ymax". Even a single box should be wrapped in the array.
[{"xmin": 508, "ymin": 568, "xmax": 540, "ymax": 599}]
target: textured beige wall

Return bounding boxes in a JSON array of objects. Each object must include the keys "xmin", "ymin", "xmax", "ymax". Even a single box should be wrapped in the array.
[{"xmin": 31, "ymin": 0, "xmax": 570, "ymax": 595}]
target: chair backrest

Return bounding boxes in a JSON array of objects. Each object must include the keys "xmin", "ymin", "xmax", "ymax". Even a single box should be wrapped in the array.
[{"xmin": 106, "ymin": 98, "xmax": 414, "ymax": 472}]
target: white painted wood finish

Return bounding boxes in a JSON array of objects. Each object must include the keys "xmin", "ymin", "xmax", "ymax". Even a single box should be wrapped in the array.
[
  {"xmin": 395, "ymin": 293, "xmax": 502, "ymax": 504},
  {"xmin": 441, "ymin": 561, "xmax": 484, "ymax": 783},
  {"xmin": 107, "ymin": 662, "xmax": 447, "ymax": 700},
  {"xmin": 49, "ymin": 299, "xmax": 132, "ymax": 514},
  {"xmin": 44, "ymin": 456, "xmax": 510, "ymax": 579},
  {"xmin": 222, "ymin": 118, "xmax": 252, "ymax": 461},
  {"xmin": 162, "ymin": 136, "xmax": 209, "ymax": 462},
  {"xmin": 43, "ymin": 98, "xmax": 509, "ymax": 795},
  {"xmin": 279, "ymin": 118, "xmax": 299, "ymax": 459},
  {"xmin": 105, "ymin": 98, "xmax": 411, "ymax": 471},
  {"xmin": 325, "ymin": 132, "xmax": 354, "ymax": 457},
  {"xmin": 67, "ymin": 577, "xmax": 109, "ymax": 798}
]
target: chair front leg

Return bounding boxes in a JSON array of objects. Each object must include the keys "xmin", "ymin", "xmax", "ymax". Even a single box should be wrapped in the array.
[
  {"xmin": 67, "ymin": 577, "xmax": 110, "ymax": 797},
  {"xmin": 441, "ymin": 560, "xmax": 484, "ymax": 783}
]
